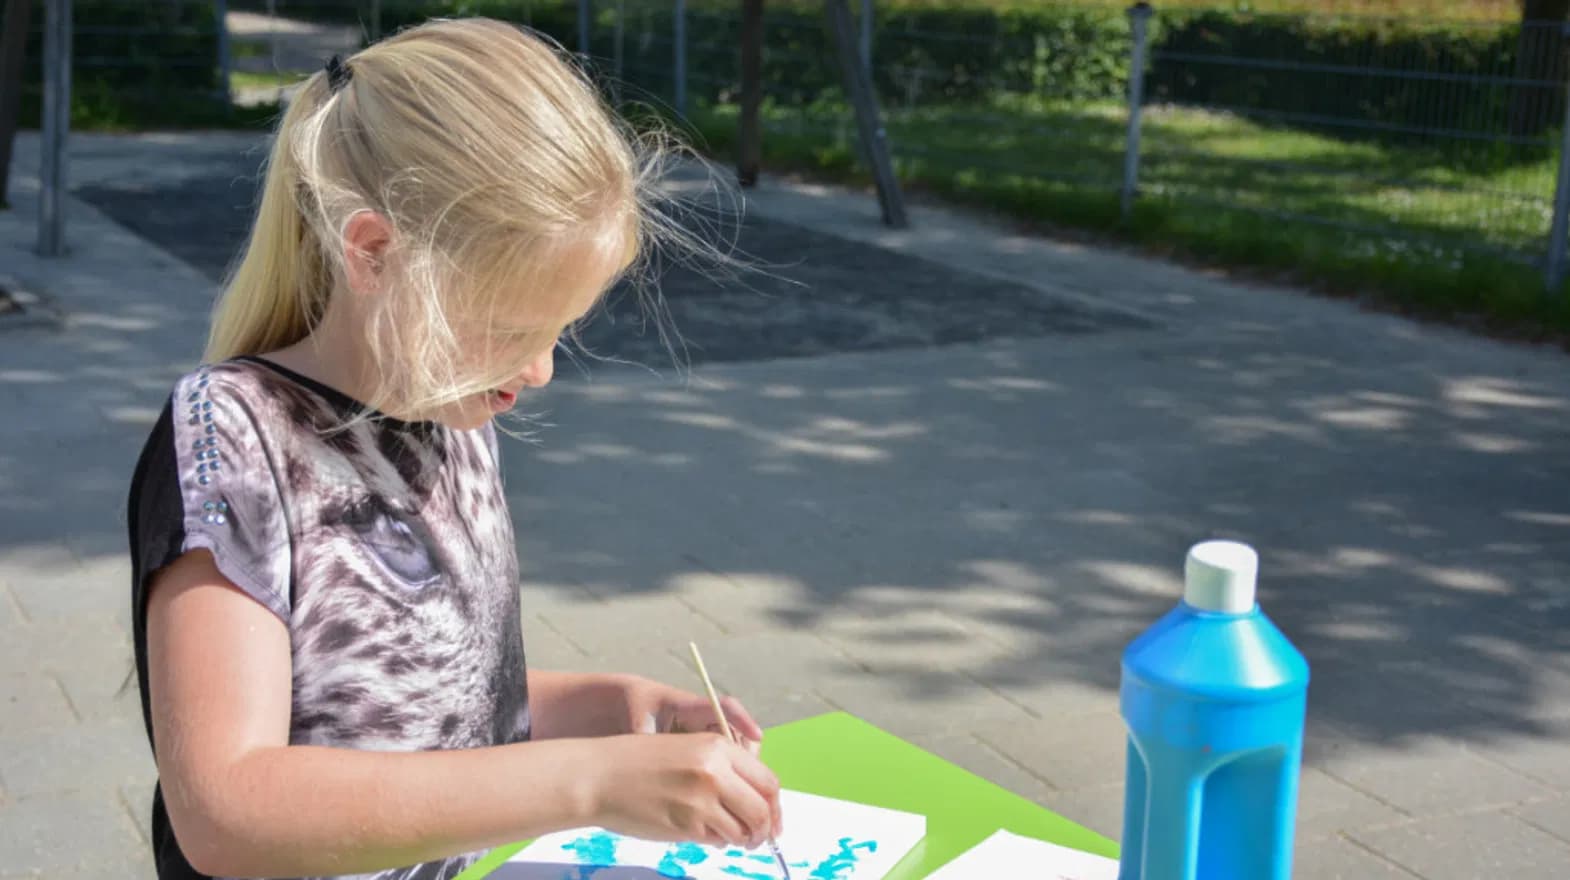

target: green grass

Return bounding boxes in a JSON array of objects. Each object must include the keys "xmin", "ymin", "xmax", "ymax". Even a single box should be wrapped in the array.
[
  {"xmin": 231, "ymin": 40, "xmax": 272, "ymax": 61},
  {"xmin": 229, "ymin": 70, "xmax": 311, "ymax": 91},
  {"xmin": 679, "ymin": 98, "xmax": 1570, "ymax": 341}
]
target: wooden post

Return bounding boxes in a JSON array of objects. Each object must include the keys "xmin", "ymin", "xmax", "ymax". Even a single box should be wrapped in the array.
[
  {"xmin": 825, "ymin": 0, "xmax": 906, "ymax": 227},
  {"xmin": 737, "ymin": 0, "xmax": 764, "ymax": 186},
  {"xmin": 0, "ymin": 0, "xmax": 33, "ymax": 207}
]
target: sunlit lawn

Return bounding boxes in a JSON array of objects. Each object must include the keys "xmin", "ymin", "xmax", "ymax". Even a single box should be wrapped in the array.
[{"xmin": 684, "ymin": 96, "xmax": 1569, "ymax": 334}]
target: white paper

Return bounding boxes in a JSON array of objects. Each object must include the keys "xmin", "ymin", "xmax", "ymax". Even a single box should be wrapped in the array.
[
  {"xmin": 497, "ymin": 788, "xmax": 925, "ymax": 879},
  {"xmin": 925, "ymin": 829, "xmax": 1118, "ymax": 880}
]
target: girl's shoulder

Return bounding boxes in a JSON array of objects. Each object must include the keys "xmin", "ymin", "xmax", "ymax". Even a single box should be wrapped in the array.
[{"xmin": 174, "ymin": 356, "xmax": 357, "ymax": 429}]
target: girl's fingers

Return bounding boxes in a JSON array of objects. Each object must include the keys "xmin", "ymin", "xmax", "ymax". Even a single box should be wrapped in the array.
[
  {"xmin": 716, "ymin": 755, "xmax": 775, "ymax": 848},
  {"xmin": 720, "ymin": 695, "xmax": 765, "ymax": 741},
  {"xmin": 705, "ymin": 800, "xmax": 752, "ymax": 848}
]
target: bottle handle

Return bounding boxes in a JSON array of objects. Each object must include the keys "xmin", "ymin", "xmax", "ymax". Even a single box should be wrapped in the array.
[{"xmin": 1136, "ymin": 756, "xmax": 1204, "ymax": 879}]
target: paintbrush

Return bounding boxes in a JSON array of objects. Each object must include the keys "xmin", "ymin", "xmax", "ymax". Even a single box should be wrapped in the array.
[{"xmin": 688, "ymin": 641, "xmax": 793, "ymax": 880}]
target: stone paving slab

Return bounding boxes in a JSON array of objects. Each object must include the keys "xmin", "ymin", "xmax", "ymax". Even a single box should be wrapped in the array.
[
  {"xmin": 1291, "ymin": 835, "xmax": 1418, "ymax": 880},
  {"xmin": 976, "ymin": 712, "xmax": 1129, "ymax": 793},
  {"xmin": 1348, "ymin": 810, "xmax": 1570, "ymax": 880},
  {"xmin": 1292, "ymin": 768, "xmax": 1411, "ymax": 842},
  {"xmin": 0, "ymin": 716, "xmax": 152, "ymax": 800},
  {"xmin": 903, "ymin": 731, "xmax": 1057, "ymax": 806},
  {"xmin": 0, "ymin": 789, "xmax": 149, "ymax": 879},
  {"xmin": 1315, "ymin": 737, "xmax": 1555, "ymax": 819},
  {"xmin": 1513, "ymin": 795, "xmax": 1570, "ymax": 844}
]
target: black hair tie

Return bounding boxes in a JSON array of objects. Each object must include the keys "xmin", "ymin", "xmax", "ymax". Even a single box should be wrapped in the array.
[{"xmin": 325, "ymin": 54, "xmax": 352, "ymax": 92}]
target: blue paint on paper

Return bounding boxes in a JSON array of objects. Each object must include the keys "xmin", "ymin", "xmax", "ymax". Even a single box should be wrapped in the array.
[
  {"xmin": 808, "ymin": 838, "xmax": 878, "ymax": 880},
  {"xmin": 561, "ymin": 831, "xmax": 622, "ymax": 879},
  {"xmin": 562, "ymin": 831, "xmax": 619, "ymax": 865},
  {"xmin": 657, "ymin": 841, "xmax": 710, "ymax": 877},
  {"xmin": 558, "ymin": 830, "xmax": 879, "ymax": 880},
  {"xmin": 719, "ymin": 866, "xmax": 778, "ymax": 880},
  {"xmin": 655, "ymin": 858, "xmax": 691, "ymax": 878}
]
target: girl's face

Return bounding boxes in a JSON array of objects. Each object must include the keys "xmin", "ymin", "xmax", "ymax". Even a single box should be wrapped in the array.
[{"xmin": 430, "ymin": 249, "xmax": 622, "ymax": 431}]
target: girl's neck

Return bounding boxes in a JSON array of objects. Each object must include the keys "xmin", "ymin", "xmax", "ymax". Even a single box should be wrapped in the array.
[{"xmin": 262, "ymin": 302, "xmax": 383, "ymax": 413}]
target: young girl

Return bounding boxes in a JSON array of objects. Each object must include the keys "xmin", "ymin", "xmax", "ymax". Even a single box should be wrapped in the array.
[{"xmin": 126, "ymin": 18, "xmax": 782, "ymax": 880}]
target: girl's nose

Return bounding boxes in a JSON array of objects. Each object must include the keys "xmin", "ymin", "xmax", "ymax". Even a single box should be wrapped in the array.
[{"xmin": 518, "ymin": 346, "xmax": 555, "ymax": 389}]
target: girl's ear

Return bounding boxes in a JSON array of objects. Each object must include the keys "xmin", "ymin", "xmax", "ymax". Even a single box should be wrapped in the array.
[{"xmin": 342, "ymin": 210, "xmax": 394, "ymax": 296}]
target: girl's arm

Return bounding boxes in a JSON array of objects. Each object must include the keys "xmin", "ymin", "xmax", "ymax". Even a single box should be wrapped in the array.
[
  {"xmin": 527, "ymin": 669, "xmax": 643, "ymax": 739},
  {"xmin": 148, "ymin": 550, "xmax": 781, "ymax": 879},
  {"xmin": 528, "ymin": 670, "xmax": 769, "ymax": 745}
]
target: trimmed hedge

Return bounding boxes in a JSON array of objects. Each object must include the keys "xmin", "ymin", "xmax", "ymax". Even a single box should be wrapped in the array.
[
  {"xmin": 373, "ymin": 2, "xmax": 1562, "ymax": 144},
  {"xmin": 1148, "ymin": 11, "xmax": 1566, "ymax": 142},
  {"xmin": 22, "ymin": 0, "xmax": 1565, "ymax": 140},
  {"xmin": 13, "ymin": 0, "xmax": 223, "ymax": 128}
]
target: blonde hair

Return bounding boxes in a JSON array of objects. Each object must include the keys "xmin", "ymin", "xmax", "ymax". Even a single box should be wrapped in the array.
[{"xmin": 206, "ymin": 17, "xmax": 695, "ymax": 416}]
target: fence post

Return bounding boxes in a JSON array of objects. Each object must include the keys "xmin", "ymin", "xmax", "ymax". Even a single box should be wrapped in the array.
[
  {"xmin": 1121, "ymin": 1, "xmax": 1153, "ymax": 224},
  {"xmin": 215, "ymin": 0, "xmax": 230, "ymax": 104},
  {"xmin": 673, "ymin": 0, "xmax": 686, "ymax": 115},
  {"xmin": 266, "ymin": 0, "xmax": 278, "ymax": 82},
  {"xmin": 578, "ymin": 0, "xmax": 591, "ymax": 61},
  {"xmin": 37, "ymin": 0, "xmax": 69, "ymax": 257},
  {"xmin": 612, "ymin": 0, "xmax": 624, "ymax": 95},
  {"xmin": 826, "ymin": 0, "xmax": 906, "ymax": 227},
  {"xmin": 1546, "ymin": 20, "xmax": 1570, "ymax": 292},
  {"xmin": 0, "ymin": 0, "xmax": 35, "ymax": 209},
  {"xmin": 737, "ymin": 0, "xmax": 763, "ymax": 186},
  {"xmin": 860, "ymin": 0, "xmax": 872, "ymax": 80}
]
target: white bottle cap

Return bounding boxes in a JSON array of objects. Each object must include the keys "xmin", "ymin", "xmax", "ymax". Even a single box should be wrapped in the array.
[{"xmin": 1184, "ymin": 540, "xmax": 1258, "ymax": 613}]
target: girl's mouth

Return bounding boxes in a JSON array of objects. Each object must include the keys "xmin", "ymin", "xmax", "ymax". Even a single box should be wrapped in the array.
[{"xmin": 488, "ymin": 389, "xmax": 517, "ymax": 412}]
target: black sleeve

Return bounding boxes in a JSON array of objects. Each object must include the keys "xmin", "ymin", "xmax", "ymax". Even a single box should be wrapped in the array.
[
  {"xmin": 126, "ymin": 401, "xmax": 210, "ymax": 880},
  {"xmin": 128, "ymin": 399, "xmax": 182, "ymax": 746}
]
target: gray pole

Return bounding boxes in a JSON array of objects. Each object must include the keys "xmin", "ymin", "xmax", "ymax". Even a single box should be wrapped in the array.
[
  {"xmin": 1120, "ymin": 2, "xmax": 1153, "ymax": 224},
  {"xmin": 737, "ymin": 0, "xmax": 763, "ymax": 187},
  {"xmin": 1545, "ymin": 21, "xmax": 1570, "ymax": 291},
  {"xmin": 673, "ymin": 0, "xmax": 687, "ymax": 116},
  {"xmin": 826, "ymin": 0, "xmax": 905, "ymax": 226},
  {"xmin": 266, "ymin": 0, "xmax": 278, "ymax": 76},
  {"xmin": 37, "ymin": 0, "xmax": 70, "ymax": 257},
  {"xmin": 215, "ymin": 0, "xmax": 231, "ymax": 104},
  {"xmin": 613, "ymin": 0, "xmax": 624, "ymax": 84},
  {"xmin": 370, "ymin": 0, "xmax": 382, "ymax": 42},
  {"xmin": 859, "ymin": 0, "xmax": 872, "ymax": 80},
  {"xmin": 578, "ymin": 0, "xmax": 591, "ymax": 60}
]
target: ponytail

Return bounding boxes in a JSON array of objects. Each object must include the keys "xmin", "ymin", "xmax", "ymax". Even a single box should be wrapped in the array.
[{"xmin": 204, "ymin": 75, "xmax": 336, "ymax": 361}]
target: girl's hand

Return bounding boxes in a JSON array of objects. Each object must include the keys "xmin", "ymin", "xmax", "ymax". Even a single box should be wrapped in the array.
[
  {"xmin": 589, "ymin": 732, "xmax": 783, "ymax": 848},
  {"xmin": 624, "ymin": 678, "xmax": 765, "ymax": 754}
]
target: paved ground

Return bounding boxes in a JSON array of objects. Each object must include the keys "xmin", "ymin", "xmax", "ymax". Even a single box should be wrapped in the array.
[{"xmin": 3, "ymin": 131, "xmax": 1570, "ymax": 878}]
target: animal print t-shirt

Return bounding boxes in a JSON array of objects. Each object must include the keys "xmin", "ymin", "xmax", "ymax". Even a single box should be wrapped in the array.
[{"xmin": 127, "ymin": 357, "xmax": 532, "ymax": 880}]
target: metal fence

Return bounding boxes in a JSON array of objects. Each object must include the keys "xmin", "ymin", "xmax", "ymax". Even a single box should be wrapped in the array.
[
  {"xmin": 1131, "ymin": 7, "xmax": 1570, "ymax": 286},
  {"xmin": 582, "ymin": 2, "xmax": 1570, "ymax": 288},
  {"xmin": 18, "ymin": 0, "xmax": 1570, "ymax": 294}
]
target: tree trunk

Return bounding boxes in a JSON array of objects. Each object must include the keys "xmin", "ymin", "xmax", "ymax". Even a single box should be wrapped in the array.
[
  {"xmin": 1510, "ymin": 0, "xmax": 1570, "ymax": 139},
  {"xmin": 0, "ymin": 0, "xmax": 33, "ymax": 208}
]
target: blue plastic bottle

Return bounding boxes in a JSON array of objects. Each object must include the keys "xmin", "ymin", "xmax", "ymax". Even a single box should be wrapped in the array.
[{"xmin": 1117, "ymin": 541, "xmax": 1310, "ymax": 880}]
